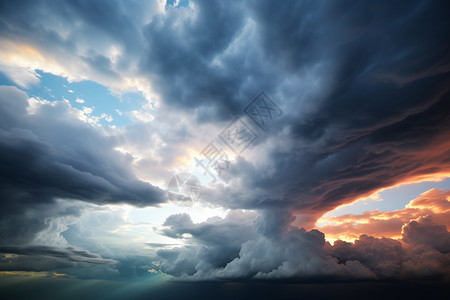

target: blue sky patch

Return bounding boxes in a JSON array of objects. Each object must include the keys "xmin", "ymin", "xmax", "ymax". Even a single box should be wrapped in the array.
[{"xmin": 0, "ymin": 70, "xmax": 148, "ymax": 126}]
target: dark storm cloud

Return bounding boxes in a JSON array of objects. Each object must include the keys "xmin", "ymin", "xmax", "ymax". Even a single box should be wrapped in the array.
[
  {"xmin": 1, "ymin": 0, "xmax": 448, "ymax": 222},
  {"xmin": 140, "ymin": 0, "xmax": 250, "ymax": 120},
  {"xmin": 189, "ymin": 0, "xmax": 450, "ymax": 225},
  {"xmin": 267, "ymin": 0, "xmax": 450, "ymax": 215},
  {"xmin": 0, "ymin": 0, "xmax": 147, "ymax": 56},
  {"xmin": 203, "ymin": 90, "xmax": 449, "ymax": 220},
  {"xmin": 0, "ymin": 86, "xmax": 165, "ymax": 245}
]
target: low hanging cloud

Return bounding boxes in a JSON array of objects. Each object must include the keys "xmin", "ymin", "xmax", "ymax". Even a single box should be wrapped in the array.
[
  {"xmin": 0, "ymin": 245, "xmax": 123, "ymax": 280},
  {"xmin": 157, "ymin": 209, "xmax": 450, "ymax": 281},
  {"xmin": 0, "ymin": 245, "xmax": 116, "ymax": 270}
]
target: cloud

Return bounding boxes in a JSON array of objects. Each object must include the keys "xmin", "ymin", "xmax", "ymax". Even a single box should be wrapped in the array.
[
  {"xmin": 155, "ymin": 209, "xmax": 373, "ymax": 280},
  {"xmin": 0, "ymin": 245, "xmax": 116, "ymax": 268},
  {"xmin": 0, "ymin": 63, "xmax": 40, "ymax": 88},
  {"xmin": 140, "ymin": 0, "xmax": 254, "ymax": 120},
  {"xmin": 157, "ymin": 210, "xmax": 258, "ymax": 277},
  {"xmin": 331, "ymin": 216, "xmax": 450, "ymax": 279},
  {"xmin": 155, "ymin": 209, "xmax": 368, "ymax": 280},
  {"xmin": 114, "ymin": 0, "xmax": 450, "ymax": 232},
  {"xmin": 0, "ymin": 199, "xmax": 165, "ymax": 280},
  {"xmin": 157, "ymin": 209, "xmax": 450, "ymax": 281},
  {"xmin": 0, "ymin": 245, "xmax": 122, "ymax": 280},
  {"xmin": 262, "ymin": 0, "xmax": 450, "ymax": 219},
  {"xmin": 82, "ymin": 106, "xmax": 93, "ymax": 114},
  {"xmin": 402, "ymin": 216, "xmax": 450, "ymax": 253},
  {"xmin": 0, "ymin": 86, "xmax": 166, "ymax": 246},
  {"xmin": 213, "ymin": 227, "xmax": 366, "ymax": 280},
  {"xmin": 407, "ymin": 189, "xmax": 450, "ymax": 214},
  {"xmin": 318, "ymin": 189, "xmax": 450, "ymax": 242},
  {"xmin": 0, "ymin": 0, "xmax": 163, "ymax": 100}
]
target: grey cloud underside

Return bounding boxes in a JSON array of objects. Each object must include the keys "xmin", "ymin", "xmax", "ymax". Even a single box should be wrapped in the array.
[
  {"xmin": 0, "ymin": 245, "xmax": 127, "ymax": 280},
  {"xmin": 0, "ymin": 245, "xmax": 116, "ymax": 268}
]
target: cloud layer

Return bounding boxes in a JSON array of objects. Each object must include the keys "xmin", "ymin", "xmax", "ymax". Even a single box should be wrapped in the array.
[{"xmin": 0, "ymin": 0, "xmax": 449, "ymax": 283}]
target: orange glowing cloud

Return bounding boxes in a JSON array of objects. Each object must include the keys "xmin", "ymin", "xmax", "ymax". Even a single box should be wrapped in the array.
[{"xmin": 317, "ymin": 188, "xmax": 450, "ymax": 243}]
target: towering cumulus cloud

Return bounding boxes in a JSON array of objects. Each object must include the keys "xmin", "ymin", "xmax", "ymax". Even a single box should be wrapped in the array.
[{"xmin": 0, "ymin": 0, "xmax": 449, "ymax": 287}]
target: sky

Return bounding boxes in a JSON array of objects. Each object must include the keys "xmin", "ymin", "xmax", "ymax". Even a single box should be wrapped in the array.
[{"xmin": 0, "ymin": 0, "xmax": 449, "ymax": 299}]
